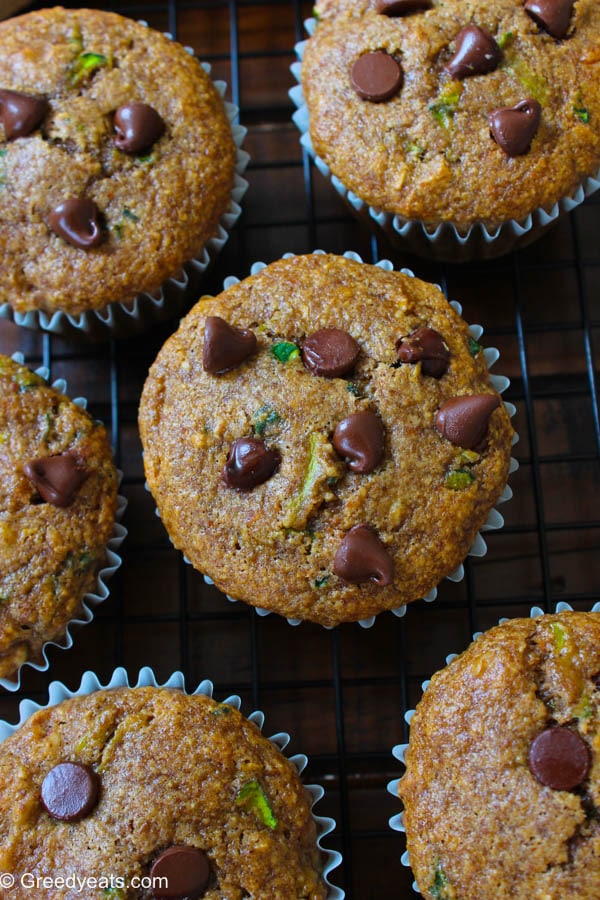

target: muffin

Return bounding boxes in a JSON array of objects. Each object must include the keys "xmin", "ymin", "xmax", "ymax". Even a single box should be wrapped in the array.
[
  {"xmin": 139, "ymin": 252, "xmax": 514, "ymax": 627},
  {"xmin": 0, "ymin": 354, "xmax": 119, "ymax": 683},
  {"xmin": 0, "ymin": 682, "xmax": 329, "ymax": 899},
  {"xmin": 294, "ymin": 0, "xmax": 600, "ymax": 258},
  {"xmin": 398, "ymin": 610, "xmax": 600, "ymax": 900},
  {"xmin": 0, "ymin": 7, "xmax": 242, "ymax": 335}
]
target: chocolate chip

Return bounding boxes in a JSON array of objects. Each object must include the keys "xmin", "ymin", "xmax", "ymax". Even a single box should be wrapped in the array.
[
  {"xmin": 302, "ymin": 329, "xmax": 360, "ymax": 378},
  {"xmin": 435, "ymin": 394, "xmax": 501, "ymax": 449},
  {"xmin": 24, "ymin": 452, "xmax": 90, "ymax": 507},
  {"xmin": 333, "ymin": 524, "xmax": 394, "ymax": 586},
  {"xmin": 489, "ymin": 98, "xmax": 541, "ymax": 157},
  {"xmin": 528, "ymin": 726, "xmax": 591, "ymax": 791},
  {"xmin": 444, "ymin": 25, "xmax": 501, "ymax": 79},
  {"xmin": 41, "ymin": 762, "xmax": 99, "ymax": 821},
  {"xmin": 0, "ymin": 89, "xmax": 48, "ymax": 140},
  {"xmin": 333, "ymin": 411, "xmax": 385, "ymax": 474},
  {"xmin": 395, "ymin": 326, "xmax": 450, "ymax": 378},
  {"xmin": 113, "ymin": 102, "xmax": 166, "ymax": 154},
  {"xmin": 151, "ymin": 846, "xmax": 210, "ymax": 899},
  {"xmin": 222, "ymin": 438, "xmax": 280, "ymax": 490},
  {"xmin": 48, "ymin": 198, "xmax": 103, "ymax": 249},
  {"xmin": 376, "ymin": 0, "xmax": 432, "ymax": 14},
  {"xmin": 350, "ymin": 51, "xmax": 403, "ymax": 102},
  {"xmin": 202, "ymin": 316, "xmax": 257, "ymax": 374},
  {"xmin": 525, "ymin": 0, "xmax": 574, "ymax": 38}
]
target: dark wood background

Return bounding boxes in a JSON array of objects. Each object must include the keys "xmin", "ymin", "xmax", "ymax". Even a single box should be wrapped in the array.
[{"xmin": 1, "ymin": 2, "xmax": 599, "ymax": 897}]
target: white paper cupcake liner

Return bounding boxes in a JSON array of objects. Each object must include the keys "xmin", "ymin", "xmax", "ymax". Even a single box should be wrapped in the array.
[
  {"xmin": 0, "ymin": 353, "xmax": 128, "ymax": 692},
  {"xmin": 290, "ymin": 19, "xmax": 600, "ymax": 262},
  {"xmin": 148, "ymin": 248, "xmax": 518, "ymax": 629},
  {"xmin": 0, "ymin": 34, "xmax": 250, "ymax": 340},
  {"xmin": 387, "ymin": 600, "xmax": 600, "ymax": 895},
  {"xmin": 0, "ymin": 666, "xmax": 344, "ymax": 898}
]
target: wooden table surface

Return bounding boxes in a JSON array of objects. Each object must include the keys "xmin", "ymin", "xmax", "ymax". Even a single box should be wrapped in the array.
[{"xmin": 1, "ymin": 2, "xmax": 600, "ymax": 898}]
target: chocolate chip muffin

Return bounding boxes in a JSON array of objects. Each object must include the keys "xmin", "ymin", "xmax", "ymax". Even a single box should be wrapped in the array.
[
  {"xmin": 139, "ymin": 253, "xmax": 513, "ymax": 627},
  {"xmin": 0, "ymin": 7, "xmax": 236, "ymax": 318},
  {"xmin": 300, "ymin": 0, "xmax": 600, "ymax": 231},
  {"xmin": 0, "ymin": 685, "xmax": 328, "ymax": 899},
  {"xmin": 0, "ymin": 355, "xmax": 119, "ymax": 682},
  {"xmin": 398, "ymin": 610, "xmax": 600, "ymax": 900}
]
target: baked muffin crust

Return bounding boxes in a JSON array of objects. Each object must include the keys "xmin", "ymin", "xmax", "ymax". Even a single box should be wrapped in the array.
[
  {"xmin": 0, "ymin": 7, "xmax": 236, "ymax": 315},
  {"xmin": 140, "ymin": 254, "xmax": 513, "ymax": 626}
]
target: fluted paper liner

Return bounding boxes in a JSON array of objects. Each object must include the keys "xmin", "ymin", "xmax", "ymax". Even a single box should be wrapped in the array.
[
  {"xmin": 0, "ymin": 666, "xmax": 344, "ymax": 898},
  {"xmin": 290, "ymin": 19, "xmax": 600, "ymax": 262},
  {"xmin": 388, "ymin": 600, "xmax": 600, "ymax": 894},
  {"xmin": 0, "ymin": 354, "xmax": 127, "ymax": 692},
  {"xmin": 148, "ymin": 249, "xmax": 518, "ymax": 628},
  {"xmin": 0, "ymin": 35, "xmax": 249, "ymax": 340}
]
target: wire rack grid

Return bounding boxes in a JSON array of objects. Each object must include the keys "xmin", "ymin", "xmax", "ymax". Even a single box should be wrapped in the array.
[{"xmin": 1, "ymin": 1, "xmax": 600, "ymax": 897}]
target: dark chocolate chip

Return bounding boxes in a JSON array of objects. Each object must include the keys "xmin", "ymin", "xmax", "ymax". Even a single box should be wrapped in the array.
[
  {"xmin": 302, "ymin": 328, "xmax": 360, "ymax": 378},
  {"xmin": 48, "ymin": 198, "xmax": 103, "ymax": 249},
  {"xmin": 395, "ymin": 326, "xmax": 450, "ymax": 378},
  {"xmin": 151, "ymin": 846, "xmax": 210, "ymax": 899},
  {"xmin": 376, "ymin": 0, "xmax": 433, "ymax": 15},
  {"xmin": 24, "ymin": 452, "xmax": 90, "ymax": 507},
  {"xmin": 333, "ymin": 411, "xmax": 385, "ymax": 474},
  {"xmin": 41, "ymin": 762, "xmax": 99, "ymax": 821},
  {"xmin": 525, "ymin": 0, "xmax": 574, "ymax": 39},
  {"xmin": 202, "ymin": 316, "xmax": 257, "ymax": 374},
  {"xmin": 0, "ymin": 89, "xmax": 48, "ymax": 140},
  {"xmin": 435, "ymin": 394, "xmax": 501, "ymax": 449},
  {"xmin": 489, "ymin": 98, "xmax": 541, "ymax": 157},
  {"xmin": 528, "ymin": 726, "xmax": 591, "ymax": 791},
  {"xmin": 113, "ymin": 102, "xmax": 166, "ymax": 154},
  {"xmin": 350, "ymin": 51, "xmax": 403, "ymax": 102},
  {"xmin": 221, "ymin": 438, "xmax": 280, "ymax": 490},
  {"xmin": 444, "ymin": 25, "xmax": 501, "ymax": 79},
  {"xmin": 333, "ymin": 524, "xmax": 394, "ymax": 586}
]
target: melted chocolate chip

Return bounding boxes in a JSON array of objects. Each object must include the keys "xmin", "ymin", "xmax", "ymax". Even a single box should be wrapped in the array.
[
  {"xmin": 528, "ymin": 726, "xmax": 591, "ymax": 791},
  {"xmin": 302, "ymin": 329, "xmax": 360, "ymax": 378},
  {"xmin": 221, "ymin": 438, "xmax": 280, "ymax": 490},
  {"xmin": 489, "ymin": 98, "xmax": 542, "ymax": 157},
  {"xmin": 333, "ymin": 411, "xmax": 385, "ymax": 473},
  {"xmin": 395, "ymin": 326, "xmax": 450, "ymax": 378},
  {"xmin": 435, "ymin": 394, "xmax": 501, "ymax": 449},
  {"xmin": 113, "ymin": 102, "xmax": 166, "ymax": 154},
  {"xmin": 151, "ymin": 846, "xmax": 210, "ymax": 899},
  {"xmin": 41, "ymin": 762, "xmax": 99, "ymax": 822},
  {"xmin": 0, "ymin": 89, "xmax": 48, "ymax": 140},
  {"xmin": 24, "ymin": 452, "xmax": 90, "ymax": 507},
  {"xmin": 333, "ymin": 524, "xmax": 394, "ymax": 586},
  {"xmin": 444, "ymin": 25, "xmax": 501, "ymax": 79},
  {"xmin": 202, "ymin": 316, "xmax": 257, "ymax": 374},
  {"xmin": 48, "ymin": 198, "xmax": 103, "ymax": 249},
  {"xmin": 350, "ymin": 51, "xmax": 403, "ymax": 102},
  {"xmin": 376, "ymin": 0, "xmax": 432, "ymax": 14},
  {"xmin": 525, "ymin": 0, "xmax": 574, "ymax": 39}
]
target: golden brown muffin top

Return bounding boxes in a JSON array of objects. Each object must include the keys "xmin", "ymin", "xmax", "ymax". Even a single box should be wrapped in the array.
[
  {"xmin": 0, "ymin": 355, "xmax": 118, "ymax": 681},
  {"xmin": 139, "ymin": 254, "xmax": 513, "ymax": 626},
  {"xmin": 0, "ymin": 7, "xmax": 236, "ymax": 315},
  {"xmin": 399, "ymin": 610, "xmax": 600, "ymax": 900},
  {"xmin": 0, "ymin": 686, "xmax": 326, "ymax": 899},
  {"xmin": 302, "ymin": 0, "xmax": 600, "ymax": 229}
]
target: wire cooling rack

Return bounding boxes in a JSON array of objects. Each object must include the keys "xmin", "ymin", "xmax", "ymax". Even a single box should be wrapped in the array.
[{"xmin": 1, "ymin": 1, "xmax": 600, "ymax": 897}]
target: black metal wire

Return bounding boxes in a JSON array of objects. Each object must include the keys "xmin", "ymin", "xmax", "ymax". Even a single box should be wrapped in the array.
[{"xmin": 1, "ymin": 2, "xmax": 600, "ymax": 898}]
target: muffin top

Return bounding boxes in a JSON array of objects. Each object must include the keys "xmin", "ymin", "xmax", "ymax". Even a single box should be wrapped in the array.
[
  {"xmin": 0, "ymin": 355, "xmax": 118, "ymax": 682},
  {"xmin": 302, "ymin": 0, "xmax": 600, "ymax": 229},
  {"xmin": 0, "ymin": 7, "xmax": 236, "ymax": 315},
  {"xmin": 399, "ymin": 610, "xmax": 600, "ymax": 900},
  {"xmin": 0, "ymin": 686, "xmax": 326, "ymax": 899},
  {"xmin": 139, "ymin": 254, "xmax": 513, "ymax": 626}
]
